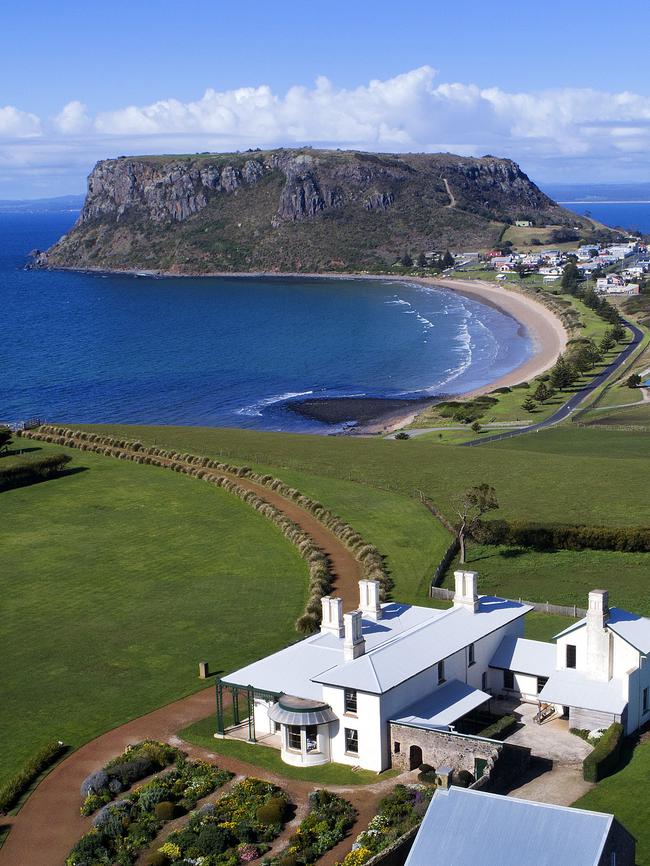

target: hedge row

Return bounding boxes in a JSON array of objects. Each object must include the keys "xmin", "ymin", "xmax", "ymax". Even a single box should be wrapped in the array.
[
  {"xmin": 478, "ymin": 714, "xmax": 517, "ymax": 741},
  {"xmin": 21, "ymin": 427, "xmax": 391, "ymax": 632},
  {"xmin": 583, "ymin": 722, "xmax": 624, "ymax": 783},
  {"xmin": 0, "ymin": 452, "xmax": 71, "ymax": 490},
  {"xmin": 479, "ymin": 519, "xmax": 650, "ymax": 553},
  {"xmin": 0, "ymin": 740, "xmax": 66, "ymax": 814}
]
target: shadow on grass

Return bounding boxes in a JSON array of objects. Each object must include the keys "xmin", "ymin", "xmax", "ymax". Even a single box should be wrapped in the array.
[{"xmin": 0, "ymin": 465, "xmax": 88, "ymax": 494}]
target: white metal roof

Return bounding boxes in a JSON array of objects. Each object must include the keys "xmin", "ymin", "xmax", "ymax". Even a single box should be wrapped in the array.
[
  {"xmin": 223, "ymin": 597, "xmax": 530, "ymax": 697},
  {"xmin": 405, "ymin": 788, "xmax": 615, "ymax": 866},
  {"xmin": 554, "ymin": 607, "xmax": 650, "ymax": 655},
  {"xmin": 391, "ymin": 680, "xmax": 490, "ymax": 730},
  {"xmin": 539, "ymin": 669, "xmax": 628, "ymax": 715},
  {"xmin": 490, "ymin": 636, "xmax": 556, "ymax": 677}
]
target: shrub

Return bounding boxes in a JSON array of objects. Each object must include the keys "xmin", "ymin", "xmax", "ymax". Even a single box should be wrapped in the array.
[
  {"xmin": 453, "ymin": 770, "xmax": 474, "ymax": 788},
  {"xmin": 0, "ymin": 453, "xmax": 71, "ymax": 491},
  {"xmin": 80, "ymin": 770, "xmax": 109, "ymax": 798},
  {"xmin": 394, "ymin": 431, "xmax": 410, "ymax": 440},
  {"xmin": 583, "ymin": 723, "xmax": 624, "ymax": 782},
  {"xmin": 146, "ymin": 853, "xmax": 169, "ymax": 866},
  {"xmin": 480, "ymin": 519, "xmax": 650, "ymax": 553},
  {"xmin": 417, "ymin": 769, "xmax": 437, "ymax": 784},
  {"xmin": 257, "ymin": 797, "xmax": 286, "ymax": 825},
  {"xmin": 0, "ymin": 739, "xmax": 66, "ymax": 814},
  {"xmin": 479, "ymin": 714, "xmax": 517, "ymax": 740}
]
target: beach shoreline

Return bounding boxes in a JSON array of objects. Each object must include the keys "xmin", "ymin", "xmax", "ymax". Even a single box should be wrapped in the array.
[{"xmin": 35, "ymin": 264, "xmax": 568, "ymax": 434}]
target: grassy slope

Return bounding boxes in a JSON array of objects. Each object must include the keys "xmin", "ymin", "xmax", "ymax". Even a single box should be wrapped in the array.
[
  {"xmin": 573, "ymin": 738, "xmax": 650, "ymax": 866},
  {"xmin": 0, "ymin": 441, "xmax": 308, "ymax": 786}
]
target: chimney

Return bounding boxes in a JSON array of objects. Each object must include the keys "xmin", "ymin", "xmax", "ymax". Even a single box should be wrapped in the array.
[
  {"xmin": 344, "ymin": 610, "xmax": 366, "ymax": 661},
  {"xmin": 320, "ymin": 596, "xmax": 344, "ymax": 637},
  {"xmin": 586, "ymin": 589, "xmax": 612, "ymax": 681},
  {"xmin": 359, "ymin": 579, "xmax": 382, "ymax": 620},
  {"xmin": 453, "ymin": 570, "xmax": 479, "ymax": 613}
]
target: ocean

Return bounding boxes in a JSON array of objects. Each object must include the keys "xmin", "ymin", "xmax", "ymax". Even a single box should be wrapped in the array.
[
  {"xmin": 556, "ymin": 201, "xmax": 650, "ymax": 234},
  {"xmin": 0, "ymin": 212, "xmax": 532, "ymax": 432}
]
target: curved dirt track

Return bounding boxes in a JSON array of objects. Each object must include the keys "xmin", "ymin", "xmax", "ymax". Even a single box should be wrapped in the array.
[{"xmin": 1, "ymin": 442, "xmax": 368, "ymax": 865}]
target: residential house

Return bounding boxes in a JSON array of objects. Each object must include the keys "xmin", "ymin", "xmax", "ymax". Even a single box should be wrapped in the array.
[
  {"xmin": 216, "ymin": 573, "xmax": 531, "ymax": 772},
  {"xmin": 404, "ymin": 787, "xmax": 636, "ymax": 866},
  {"xmin": 490, "ymin": 590, "xmax": 650, "ymax": 733},
  {"xmin": 515, "ymin": 219, "xmax": 533, "ymax": 227}
]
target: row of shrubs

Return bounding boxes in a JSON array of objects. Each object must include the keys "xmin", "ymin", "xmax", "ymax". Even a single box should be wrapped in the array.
[
  {"xmin": 21, "ymin": 427, "xmax": 392, "ymax": 632},
  {"xmin": 80, "ymin": 740, "xmax": 180, "ymax": 815},
  {"xmin": 67, "ymin": 756, "xmax": 233, "ymax": 866},
  {"xmin": 582, "ymin": 722, "xmax": 624, "ymax": 783},
  {"xmin": 0, "ymin": 452, "xmax": 71, "ymax": 490},
  {"xmin": 337, "ymin": 784, "xmax": 433, "ymax": 866},
  {"xmin": 478, "ymin": 714, "xmax": 518, "ymax": 740},
  {"xmin": 266, "ymin": 789, "xmax": 356, "ymax": 866},
  {"xmin": 479, "ymin": 519, "xmax": 650, "ymax": 553},
  {"xmin": 0, "ymin": 739, "xmax": 66, "ymax": 814},
  {"xmin": 154, "ymin": 777, "xmax": 290, "ymax": 865}
]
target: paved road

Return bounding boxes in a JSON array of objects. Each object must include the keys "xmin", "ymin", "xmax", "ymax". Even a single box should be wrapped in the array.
[{"xmin": 461, "ymin": 317, "xmax": 644, "ymax": 447}]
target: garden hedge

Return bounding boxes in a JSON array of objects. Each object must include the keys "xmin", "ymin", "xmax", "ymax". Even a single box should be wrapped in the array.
[
  {"xmin": 0, "ymin": 739, "xmax": 66, "ymax": 813},
  {"xmin": 582, "ymin": 722, "xmax": 624, "ymax": 783},
  {"xmin": 478, "ymin": 714, "xmax": 517, "ymax": 740},
  {"xmin": 20, "ymin": 426, "xmax": 392, "ymax": 634},
  {"xmin": 479, "ymin": 519, "xmax": 650, "ymax": 553},
  {"xmin": 0, "ymin": 453, "xmax": 71, "ymax": 490}
]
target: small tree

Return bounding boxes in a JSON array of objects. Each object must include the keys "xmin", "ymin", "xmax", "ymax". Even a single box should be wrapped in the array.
[
  {"xmin": 0, "ymin": 426, "xmax": 12, "ymax": 454},
  {"xmin": 550, "ymin": 355, "xmax": 579, "ymax": 390},
  {"xmin": 626, "ymin": 373, "xmax": 642, "ymax": 388},
  {"xmin": 470, "ymin": 420, "xmax": 482, "ymax": 434},
  {"xmin": 417, "ymin": 252, "xmax": 427, "ymax": 268},
  {"xmin": 400, "ymin": 252, "xmax": 413, "ymax": 267},
  {"xmin": 533, "ymin": 382, "xmax": 554, "ymax": 404},
  {"xmin": 610, "ymin": 322, "xmax": 626, "ymax": 343},
  {"xmin": 600, "ymin": 333, "xmax": 616, "ymax": 353},
  {"xmin": 442, "ymin": 250, "xmax": 455, "ymax": 268},
  {"xmin": 521, "ymin": 396, "xmax": 536, "ymax": 413},
  {"xmin": 453, "ymin": 484, "xmax": 499, "ymax": 564}
]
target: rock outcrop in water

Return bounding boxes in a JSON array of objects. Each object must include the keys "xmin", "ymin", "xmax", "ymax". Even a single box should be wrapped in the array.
[{"xmin": 38, "ymin": 148, "xmax": 584, "ymax": 273}]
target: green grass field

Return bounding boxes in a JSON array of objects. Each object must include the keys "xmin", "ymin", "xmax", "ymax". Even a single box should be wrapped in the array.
[
  {"xmin": 574, "ymin": 737, "xmax": 650, "ymax": 866},
  {"xmin": 0, "ymin": 440, "xmax": 310, "ymax": 787}
]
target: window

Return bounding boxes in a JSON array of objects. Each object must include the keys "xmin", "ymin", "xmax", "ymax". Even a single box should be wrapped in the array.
[
  {"xmin": 437, "ymin": 660, "xmax": 446, "ymax": 684},
  {"xmin": 345, "ymin": 727, "xmax": 359, "ymax": 754},
  {"xmin": 482, "ymin": 671, "xmax": 488, "ymax": 691},
  {"xmin": 305, "ymin": 724, "xmax": 318, "ymax": 753},
  {"xmin": 566, "ymin": 644, "xmax": 577, "ymax": 669},
  {"xmin": 537, "ymin": 676, "xmax": 549, "ymax": 695},
  {"xmin": 394, "ymin": 741, "xmax": 401, "ymax": 754},
  {"xmin": 643, "ymin": 687, "xmax": 649, "ymax": 714},
  {"xmin": 468, "ymin": 643, "xmax": 475, "ymax": 666},
  {"xmin": 503, "ymin": 670, "xmax": 515, "ymax": 690},
  {"xmin": 344, "ymin": 688, "xmax": 358, "ymax": 714},
  {"xmin": 288, "ymin": 725, "xmax": 301, "ymax": 751}
]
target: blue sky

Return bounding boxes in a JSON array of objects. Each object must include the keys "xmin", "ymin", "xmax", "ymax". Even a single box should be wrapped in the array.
[{"xmin": 2, "ymin": 0, "xmax": 650, "ymax": 196}]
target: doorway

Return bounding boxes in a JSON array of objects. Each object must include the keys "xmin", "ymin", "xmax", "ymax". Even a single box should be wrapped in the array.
[{"xmin": 409, "ymin": 745, "xmax": 423, "ymax": 770}]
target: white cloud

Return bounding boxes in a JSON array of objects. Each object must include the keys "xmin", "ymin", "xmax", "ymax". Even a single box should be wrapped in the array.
[{"xmin": 4, "ymin": 67, "xmax": 650, "ymax": 195}]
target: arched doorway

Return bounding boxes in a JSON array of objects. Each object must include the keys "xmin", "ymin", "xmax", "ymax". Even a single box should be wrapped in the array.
[{"xmin": 409, "ymin": 745, "xmax": 423, "ymax": 770}]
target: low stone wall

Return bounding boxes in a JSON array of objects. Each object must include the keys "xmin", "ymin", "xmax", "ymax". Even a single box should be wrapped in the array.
[
  {"xmin": 390, "ymin": 723, "xmax": 501, "ymax": 776},
  {"xmin": 364, "ymin": 825, "xmax": 418, "ymax": 866}
]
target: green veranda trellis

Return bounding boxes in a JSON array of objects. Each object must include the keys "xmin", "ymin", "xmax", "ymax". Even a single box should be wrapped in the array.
[{"xmin": 215, "ymin": 678, "xmax": 278, "ymax": 742}]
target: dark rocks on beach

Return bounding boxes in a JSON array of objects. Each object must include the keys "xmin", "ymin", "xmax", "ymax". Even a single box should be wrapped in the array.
[{"xmin": 287, "ymin": 396, "xmax": 433, "ymax": 427}]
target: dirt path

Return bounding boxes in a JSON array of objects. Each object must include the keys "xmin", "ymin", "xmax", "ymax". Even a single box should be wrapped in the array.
[
  {"xmin": 0, "ymin": 690, "xmax": 396, "ymax": 866},
  {"xmin": 1, "ymin": 439, "xmax": 369, "ymax": 865},
  {"xmin": 443, "ymin": 177, "xmax": 456, "ymax": 208}
]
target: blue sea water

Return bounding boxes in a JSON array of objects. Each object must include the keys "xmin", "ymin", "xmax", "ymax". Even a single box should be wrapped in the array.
[
  {"xmin": 560, "ymin": 201, "xmax": 650, "ymax": 234},
  {"xmin": 0, "ymin": 212, "xmax": 532, "ymax": 432}
]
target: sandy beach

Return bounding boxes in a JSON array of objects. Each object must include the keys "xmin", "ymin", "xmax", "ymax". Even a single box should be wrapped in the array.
[{"xmin": 38, "ymin": 264, "xmax": 568, "ymax": 434}]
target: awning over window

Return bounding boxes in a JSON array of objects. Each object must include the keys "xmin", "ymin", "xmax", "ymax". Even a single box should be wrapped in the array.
[{"xmin": 267, "ymin": 694, "xmax": 337, "ymax": 727}]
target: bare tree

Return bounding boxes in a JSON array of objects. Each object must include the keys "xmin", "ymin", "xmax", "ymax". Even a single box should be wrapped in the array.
[{"xmin": 453, "ymin": 484, "xmax": 499, "ymax": 564}]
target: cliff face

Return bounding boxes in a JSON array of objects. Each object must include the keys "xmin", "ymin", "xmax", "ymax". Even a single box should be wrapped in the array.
[{"xmin": 40, "ymin": 148, "xmax": 578, "ymax": 273}]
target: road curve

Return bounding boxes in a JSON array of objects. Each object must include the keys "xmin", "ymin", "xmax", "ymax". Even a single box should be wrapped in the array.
[{"xmin": 461, "ymin": 318, "xmax": 644, "ymax": 447}]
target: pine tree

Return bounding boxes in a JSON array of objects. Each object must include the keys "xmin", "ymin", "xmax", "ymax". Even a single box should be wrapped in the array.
[
  {"xmin": 442, "ymin": 250, "xmax": 455, "ymax": 268},
  {"xmin": 417, "ymin": 252, "xmax": 427, "ymax": 268},
  {"xmin": 521, "ymin": 397, "xmax": 536, "ymax": 412},
  {"xmin": 533, "ymin": 382, "xmax": 554, "ymax": 404}
]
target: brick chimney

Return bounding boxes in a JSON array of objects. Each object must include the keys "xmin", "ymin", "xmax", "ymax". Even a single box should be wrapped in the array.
[
  {"xmin": 359, "ymin": 579, "xmax": 382, "ymax": 620},
  {"xmin": 320, "ymin": 596, "xmax": 344, "ymax": 638},
  {"xmin": 344, "ymin": 610, "xmax": 366, "ymax": 661},
  {"xmin": 586, "ymin": 589, "xmax": 612, "ymax": 682},
  {"xmin": 453, "ymin": 570, "xmax": 479, "ymax": 613}
]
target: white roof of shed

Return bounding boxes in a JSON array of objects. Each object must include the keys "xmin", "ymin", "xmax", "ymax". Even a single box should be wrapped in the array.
[
  {"xmin": 554, "ymin": 607, "xmax": 650, "ymax": 655},
  {"xmin": 490, "ymin": 636, "xmax": 556, "ymax": 677},
  {"xmin": 405, "ymin": 788, "xmax": 615, "ymax": 866},
  {"xmin": 223, "ymin": 597, "xmax": 530, "ymax": 697},
  {"xmin": 391, "ymin": 680, "xmax": 490, "ymax": 730},
  {"xmin": 539, "ymin": 669, "xmax": 628, "ymax": 715}
]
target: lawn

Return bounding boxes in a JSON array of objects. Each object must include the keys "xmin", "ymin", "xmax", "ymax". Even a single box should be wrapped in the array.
[
  {"xmin": 178, "ymin": 716, "xmax": 393, "ymax": 785},
  {"xmin": 442, "ymin": 546, "xmax": 650, "ymax": 617},
  {"xmin": 580, "ymin": 401, "xmax": 650, "ymax": 428},
  {"xmin": 573, "ymin": 736, "xmax": 650, "ymax": 866},
  {"xmin": 0, "ymin": 440, "xmax": 309, "ymax": 787}
]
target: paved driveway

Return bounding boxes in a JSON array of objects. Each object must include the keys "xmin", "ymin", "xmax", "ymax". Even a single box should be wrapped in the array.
[{"xmin": 504, "ymin": 702, "xmax": 593, "ymax": 763}]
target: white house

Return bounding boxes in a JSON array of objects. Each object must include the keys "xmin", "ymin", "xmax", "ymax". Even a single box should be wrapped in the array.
[
  {"xmin": 490, "ymin": 590, "xmax": 650, "ymax": 733},
  {"xmin": 405, "ymin": 787, "xmax": 636, "ymax": 866},
  {"xmin": 216, "ymin": 573, "xmax": 530, "ymax": 772}
]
